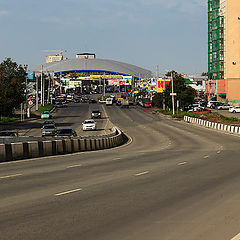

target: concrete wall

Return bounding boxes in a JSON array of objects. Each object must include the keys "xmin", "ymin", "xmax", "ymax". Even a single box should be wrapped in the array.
[{"xmin": 0, "ymin": 127, "xmax": 125, "ymax": 162}]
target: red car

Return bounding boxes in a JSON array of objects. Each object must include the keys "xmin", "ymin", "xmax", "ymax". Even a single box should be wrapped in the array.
[{"xmin": 194, "ymin": 108, "xmax": 211, "ymax": 113}]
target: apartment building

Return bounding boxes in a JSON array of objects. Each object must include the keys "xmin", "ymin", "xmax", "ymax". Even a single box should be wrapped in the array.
[{"xmin": 207, "ymin": 0, "xmax": 240, "ymax": 104}]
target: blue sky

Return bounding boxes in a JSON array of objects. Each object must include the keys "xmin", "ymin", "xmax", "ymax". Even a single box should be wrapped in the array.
[{"xmin": 0, "ymin": 0, "xmax": 207, "ymax": 75}]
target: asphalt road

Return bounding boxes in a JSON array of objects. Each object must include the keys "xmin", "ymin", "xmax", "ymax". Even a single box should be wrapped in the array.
[
  {"xmin": 0, "ymin": 105, "xmax": 240, "ymax": 240},
  {"xmin": 1, "ymin": 102, "xmax": 111, "ymax": 137}
]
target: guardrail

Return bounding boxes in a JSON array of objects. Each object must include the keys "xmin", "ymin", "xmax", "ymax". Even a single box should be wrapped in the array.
[
  {"xmin": 184, "ymin": 116, "xmax": 240, "ymax": 134},
  {"xmin": 0, "ymin": 127, "xmax": 126, "ymax": 162}
]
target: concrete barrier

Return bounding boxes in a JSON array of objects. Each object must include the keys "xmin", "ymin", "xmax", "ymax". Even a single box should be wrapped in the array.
[
  {"xmin": 54, "ymin": 140, "xmax": 64, "ymax": 154},
  {"xmin": 42, "ymin": 141, "xmax": 52, "ymax": 156},
  {"xmin": 11, "ymin": 142, "xmax": 24, "ymax": 160},
  {"xmin": 0, "ymin": 127, "xmax": 124, "ymax": 162},
  {"xmin": 0, "ymin": 144, "xmax": 6, "ymax": 161},
  {"xmin": 72, "ymin": 139, "xmax": 79, "ymax": 152},
  {"xmin": 28, "ymin": 141, "xmax": 39, "ymax": 158}
]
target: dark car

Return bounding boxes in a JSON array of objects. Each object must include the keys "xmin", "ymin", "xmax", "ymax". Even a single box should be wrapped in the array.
[
  {"xmin": 89, "ymin": 99, "xmax": 97, "ymax": 104},
  {"xmin": 43, "ymin": 120, "xmax": 55, "ymax": 127},
  {"xmin": 91, "ymin": 110, "xmax": 101, "ymax": 118},
  {"xmin": 0, "ymin": 131, "xmax": 18, "ymax": 137},
  {"xmin": 56, "ymin": 128, "xmax": 77, "ymax": 137},
  {"xmin": 73, "ymin": 98, "xmax": 80, "ymax": 103}
]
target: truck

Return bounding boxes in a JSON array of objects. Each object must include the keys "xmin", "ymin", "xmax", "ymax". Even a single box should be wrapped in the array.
[
  {"xmin": 121, "ymin": 98, "xmax": 129, "ymax": 108},
  {"xmin": 105, "ymin": 98, "xmax": 113, "ymax": 106}
]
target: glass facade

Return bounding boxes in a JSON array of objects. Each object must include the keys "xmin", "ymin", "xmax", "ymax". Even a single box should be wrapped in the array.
[{"xmin": 208, "ymin": 0, "xmax": 225, "ymax": 80}]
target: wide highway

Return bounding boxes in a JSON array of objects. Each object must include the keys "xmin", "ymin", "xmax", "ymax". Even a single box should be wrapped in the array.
[{"xmin": 0, "ymin": 104, "xmax": 240, "ymax": 240}]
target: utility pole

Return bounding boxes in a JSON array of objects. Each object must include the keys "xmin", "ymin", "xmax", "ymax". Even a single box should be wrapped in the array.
[
  {"xmin": 41, "ymin": 65, "xmax": 43, "ymax": 105},
  {"xmin": 36, "ymin": 75, "xmax": 39, "ymax": 111},
  {"xmin": 171, "ymin": 72, "xmax": 175, "ymax": 115}
]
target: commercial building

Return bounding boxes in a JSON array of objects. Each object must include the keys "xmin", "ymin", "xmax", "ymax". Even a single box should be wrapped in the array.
[{"xmin": 207, "ymin": 0, "xmax": 240, "ymax": 104}]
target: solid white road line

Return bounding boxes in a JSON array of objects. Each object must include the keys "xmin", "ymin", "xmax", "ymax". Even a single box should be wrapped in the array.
[
  {"xmin": 230, "ymin": 233, "xmax": 240, "ymax": 240},
  {"xmin": 204, "ymin": 155, "xmax": 209, "ymax": 159},
  {"xmin": 55, "ymin": 188, "xmax": 82, "ymax": 196},
  {"xmin": 135, "ymin": 171, "xmax": 149, "ymax": 176},
  {"xmin": 66, "ymin": 164, "xmax": 82, "ymax": 169},
  {"xmin": 178, "ymin": 162, "xmax": 187, "ymax": 166},
  {"xmin": 0, "ymin": 174, "xmax": 23, "ymax": 179}
]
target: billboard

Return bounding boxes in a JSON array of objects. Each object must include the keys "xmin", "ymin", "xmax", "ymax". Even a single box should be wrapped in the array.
[
  {"xmin": 157, "ymin": 79, "xmax": 171, "ymax": 93},
  {"xmin": 27, "ymin": 71, "xmax": 35, "ymax": 80}
]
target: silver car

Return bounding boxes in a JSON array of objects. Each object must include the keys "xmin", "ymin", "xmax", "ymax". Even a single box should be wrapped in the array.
[{"xmin": 41, "ymin": 124, "xmax": 57, "ymax": 136}]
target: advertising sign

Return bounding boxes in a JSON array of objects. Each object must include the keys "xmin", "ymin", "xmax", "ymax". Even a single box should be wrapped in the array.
[
  {"xmin": 27, "ymin": 71, "xmax": 35, "ymax": 80},
  {"xmin": 157, "ymin": 79, "xmax": 171, "ymax": 93}
]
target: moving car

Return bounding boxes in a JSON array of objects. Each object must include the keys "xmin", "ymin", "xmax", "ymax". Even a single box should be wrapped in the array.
[
  {"xmin": 105, "ymin": 98, "xmax": 113, "ymax": 106},
  {"xmin": 41, "ymin": 125, "xmax": 57, "ymax": 137},
  {"xmin": 0, "ymin": 131, "xmax": 18, "ymax": 137},
  {"xmin": 89, "ymin": 99, "xmax": 97, "ymax": 104},
  {"xmin": 56, "ymin": 128, "xmax": 77, "ymax": 137},
  {"xmin": 91, "ymin": 110, "xmax": 101, "ymax": 119},
  {"xmin": 43, "ymin": 120, "xmax": 55, "ymax": 127},
  {"xmin": 41, "ymin": 111, "xmax": 52, "ymax": 119},
  {"xmin": 82, "ymin": 119, "xmax": 96, "ymax": 131},
  {"xmin": 229, "ymin": 106, "xmax": 240, "ymax": 113}
]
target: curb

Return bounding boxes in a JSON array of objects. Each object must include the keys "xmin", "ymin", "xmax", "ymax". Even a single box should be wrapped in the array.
[{"xmin": 183, "ymin": 116, "xmax": 240, "ymax": 135}]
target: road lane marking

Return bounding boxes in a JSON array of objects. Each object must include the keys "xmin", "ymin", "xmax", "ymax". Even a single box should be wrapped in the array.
[
  {"xmin": 204, "ymin": 155, "xmax": 209, "ymax": 159},
  {"xmin": 217, "ymin": 150, "xmax": 221, "ymax": 154},
  {"xmin": 0, "ymin": 174, "xmax": 23, "ymax": 179},
  {"xmin": 66, "ymin": 164, "xmax": 82, "ymax": 169},
  {"xmin": 178, "ymin": 162, "xmax": 187, "ymax": 166},
  {"xmin": 113, "ymin": 158, "xmax": 121, "ymax": 161},
  {"xmin": 135, "ymin": 171, "xmax": 149, "ymax": 176},
  {"xmin": 230, "ymin": 233, "xmax": 240, "ymax": 240},
  {"xmin": 55, "ymin": 188, "xmax": 82, "ymax": 196}
]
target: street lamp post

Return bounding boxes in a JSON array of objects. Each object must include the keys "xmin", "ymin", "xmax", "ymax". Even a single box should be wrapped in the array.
[
  {"xmin": 171, "ymin": 72, "xmax": 175, "ymax": 115},
  {"xmin": 24, "ymin": 64, "xmax": 30, "ymax": 118}
]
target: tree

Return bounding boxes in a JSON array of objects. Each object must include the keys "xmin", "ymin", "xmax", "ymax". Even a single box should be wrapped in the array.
[
  {"xmin": 0, "ymin": 58, "xmax": 26, "ymax": 116},
  {"xmin": 153, "ymin": 72, "xmax": 196, "ymax": 110}
]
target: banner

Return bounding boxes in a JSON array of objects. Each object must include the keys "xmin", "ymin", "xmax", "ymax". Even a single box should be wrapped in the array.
[{"xmin": 157, "ymin": 79, "xmax": 171, "ymax": 93}]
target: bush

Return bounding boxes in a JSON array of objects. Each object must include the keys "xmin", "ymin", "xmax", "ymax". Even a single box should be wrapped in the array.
[{"xmin": 37, "ymin": 104, "xmax": 54, "ymax": 113}]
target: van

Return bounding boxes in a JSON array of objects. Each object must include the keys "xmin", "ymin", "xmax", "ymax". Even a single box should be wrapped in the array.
[{"xmin": 106, "ymin": 98, "xmax": 113, "ymax": 106}]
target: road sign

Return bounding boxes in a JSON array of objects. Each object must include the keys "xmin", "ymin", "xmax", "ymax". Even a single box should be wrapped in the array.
[
  {"xmin": 28, "ymin": 100, "xmax": 33, "ymax": 106},
  {"xmin": 170, "ymin": 93, "xmax": 177, "ymax": 96}
]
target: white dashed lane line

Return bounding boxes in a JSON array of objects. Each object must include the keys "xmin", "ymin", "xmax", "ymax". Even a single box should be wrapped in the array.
[
  {"xmin": 178, "ymin": 162, "xmax": 187, "ymax": 166},
  {"xmin": 135, "ymin": 171, "xmax": 150, "ymax": 177},
  {"xmin": 55, "ymin": 188, "xmax": 82, "ymax": 196},
  {"xmin": 66, "ymin": 164, "xmax": 82, "ymax": 169},
  {"xmin": 204, "ymin": 155, "xmax": 209, "ymax": 159},
  {"xmin": 0, "ymin": 174, "xmax": 23, "ymax": 179}
]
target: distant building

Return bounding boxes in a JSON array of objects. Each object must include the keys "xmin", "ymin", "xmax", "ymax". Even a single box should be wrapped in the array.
[
  {"xmin": 45, "ymin": 54, "xmax": 67, "ymax": 63},
  {"xmin": 207, "ymin": 0, "xmax": 240, "ymax": 104},
  {"xmin": 76, "ymin": 53, "xmax": 96, "ymax": 59}
]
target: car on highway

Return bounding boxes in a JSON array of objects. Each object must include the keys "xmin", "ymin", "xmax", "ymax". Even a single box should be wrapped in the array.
[
  {"xmin": 0, "ymin": 131, "xmax": 18, "ymax": 138},
  {"xmin": 41, "ymin": 111, "xmax": 52, "ymax": 119},
  {"xmin": 91, "ymin": 110, "xmax": 101, "ymax": 119},
  {"xmin": 41, "ymin": 124, "xmax": 57, "ymax": 137},
  {"xmin": 105, "ymin": 98, "xmax": 113, "ymax": 106},
  {"xmin": 82, "ymin": 119, "xmax": 97, "ymax": 131},
  {"xmin": 217, "ymin": 104, "xmax": 231, "ymax": 110},
  {"xmin": 98, "ymin": 99, "xmax": 106, "ymax": 104},
  {"xmin": 89, "ymin": 99, "xmax": 97, "ymax": 104},
  {"xmin": 229, "ymin": 106, "xmax": 240, "ymax": 113},
  {"xmin": 43, "ymin": 120, "xmax": 55, "ymax": 127},
  {"xmin": 56, "ymin": 128, "xmax": 77, "ymax": 137}
]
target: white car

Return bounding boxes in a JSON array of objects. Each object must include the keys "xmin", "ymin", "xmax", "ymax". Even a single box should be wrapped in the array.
[
  {"xmin": 229, "ymin": 106, "xmax": 240, "ymax": 113},
  {"xmin": 217, "ymin": 104, "xmax": 231, "ymax": 110},
  {"xmin": 82, "ymin": 119, "xmax": 96, "ymax": 131}
]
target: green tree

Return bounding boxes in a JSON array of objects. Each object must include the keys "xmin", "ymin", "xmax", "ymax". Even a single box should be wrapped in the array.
[
  {"xmin": 153, "ymin": 72, "xmax": 196, "ymax": 110},
  {"xmin": 0, "ymin": 58, "xmax": 26, "ymax": 116}
]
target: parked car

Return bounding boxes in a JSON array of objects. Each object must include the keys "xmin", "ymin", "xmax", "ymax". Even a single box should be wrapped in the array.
[
  {"xmin": 207, "ymin": 101, "xmax": 220, "ymax": 109},
  {"xmin": 0, "ymin": 131, "xmax": 18, "ymax": 137},
  {"xmin": 41, "ymin": 125, "xmax": 57, "ymax": 137},
  {"xmin": 73, "ymin": 98, "xmax": 80, "ymax": 103},
  {"xmin": 56, "ymin": 128, "xmax": 77, "ymax": 137},
  {"xmin": 229, "ymin": 106, "xmax": 240, "ymax": 113},
  {"xmin": 98, "ymin": 99, "xmax": 106, "ymax": 104},
  {"xmin": 41, "ymin": 111, "xmax": 52, "ymax": 119},
  {"xmin": 82, "ymin": 119, "xmax": 96, "ymax": 131},
  {"xmin": 217, "ymin": 104, "xmax": 231, "ymax": 110},
  {"xmin": 194, "ymin": 108, "xmax": 211, "ymax": 113},
  {"xmin": 91, "ymin": 110, "xmax": 101, "ymax": 119}
]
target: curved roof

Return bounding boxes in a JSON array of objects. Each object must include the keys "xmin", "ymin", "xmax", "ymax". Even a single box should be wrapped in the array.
[{"xmin": 30, "ymin": 58, "xmax": 153, "ymax": 79}]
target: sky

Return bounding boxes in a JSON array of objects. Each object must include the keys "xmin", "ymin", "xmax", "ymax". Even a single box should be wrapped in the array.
[{"xmin": 0, "ymin": 0, "xmax": 207, "ymax": 75}]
